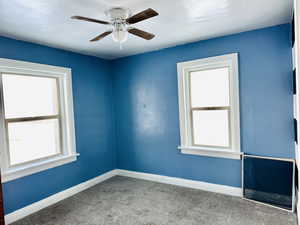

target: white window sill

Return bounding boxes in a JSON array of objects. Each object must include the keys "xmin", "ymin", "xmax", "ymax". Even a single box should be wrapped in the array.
[
  {"xmin": 2, "ymin": 154, "xmax": 79, "ymax": 183},
  {"xmin": 178, "ymin": 146, "xmax": 242, "ymax": 160}
]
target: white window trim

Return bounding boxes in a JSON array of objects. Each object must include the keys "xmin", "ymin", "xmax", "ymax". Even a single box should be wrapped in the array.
[
  {"xmin": 177, "ymin": 53, "xmax": 241, "ymax": 160},
  {"xmin": 0, "ymin": 58, "xmax": 78, "ymax": 182}
]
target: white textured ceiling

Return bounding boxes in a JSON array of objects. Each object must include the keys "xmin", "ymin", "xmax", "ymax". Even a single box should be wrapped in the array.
[{"xmin": 0, "ymin": 0, "xmax": 293, "ymax": 59}]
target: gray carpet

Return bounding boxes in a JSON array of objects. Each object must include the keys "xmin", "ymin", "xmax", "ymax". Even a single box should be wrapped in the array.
[{"xmin": 12, "ymin": 176, "xmax": 297, "ymax": 225}]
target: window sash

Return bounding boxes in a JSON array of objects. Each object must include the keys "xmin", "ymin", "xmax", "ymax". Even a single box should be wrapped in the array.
[
  {"xmin": 188, "ymin": 66, "xmax": 232, "ymax": 149},
  {"xmin": 4, "ymin": 116, "xmax": 63, "ymax": 167},
  {"xmin": 188, "ymin": 66, "xmax": 231, "ymax": 108},
  {"xmin": 1, "ymin": 73, "xmax": 64, "ymax": 168},
  {"xmin": 190, "ymin": 107, "xmax": 231, "ymax": 149},
  {"xmin": 2, "ymin": 73, "xmax": 61, "ymax": 118}
]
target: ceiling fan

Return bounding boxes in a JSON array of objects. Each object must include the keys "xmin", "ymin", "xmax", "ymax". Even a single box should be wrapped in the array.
[{"xmin": 71, "ymin": 7, "xmax": 159, "ymax": 46}]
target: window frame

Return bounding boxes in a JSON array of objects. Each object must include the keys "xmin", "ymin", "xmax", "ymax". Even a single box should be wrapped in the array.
[
  {"xmin": 0, "ymin": 58, "xmax": 78, "ymax": 182},
  {"xmin": 177, "ymin": 53, "xmax": 241, "ymax": 159}
]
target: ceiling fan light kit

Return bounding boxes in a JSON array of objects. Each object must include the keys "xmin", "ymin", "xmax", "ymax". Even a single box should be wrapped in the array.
[
  {"xmin": 107, "ymin": 8, "xmax": 129, "ymax": 44},
  {"xmin": 71, "ymin": 7, "xmax": 159, "ymax": 48},
  {"xmin": 112, "ymin": 23, "xmax": 128, "ymax": 44}
]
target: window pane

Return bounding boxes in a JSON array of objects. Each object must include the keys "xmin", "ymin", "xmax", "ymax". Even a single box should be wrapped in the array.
[
  {"xmin": 7, "ymin": 119, "xmax": 61, "ymax": 165},
  {"xmin": 2, "ymin": 74, "xmax": 59, "ymax": 118},
  {"xmin": 192, "ymin": 110, "xmax": 230, "ymax": 147},
  {"xmin": 190, "ymin": 67, "xmax": 230, "ymax": 107}
]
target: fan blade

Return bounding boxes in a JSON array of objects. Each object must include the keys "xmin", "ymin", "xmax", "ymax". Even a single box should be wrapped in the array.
[
  {"xmin": 71, "ymin": 16, "xmax": 110, "ymax": 25},
  {"xmin": 126, "ymin": 8, "xmax": 158, "ymax": 24},
  {"xmin": 128, "ymin": 28, "xmax": 155, "ymax": 40},
  {"xmin": 90, "ymin": 31, "xmax": 112, "ymax": 42}
]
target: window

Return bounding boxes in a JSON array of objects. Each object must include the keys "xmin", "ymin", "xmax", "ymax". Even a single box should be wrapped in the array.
[
  {"xmin": 177, "ymin": 53, "xmax": 241, "ymax": 159},
  {"xmin": 0, "ymin": 58, "xmax": 77, "ymax": 182}
]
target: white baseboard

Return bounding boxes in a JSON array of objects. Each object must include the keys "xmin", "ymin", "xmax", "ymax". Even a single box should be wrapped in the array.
[
  {"xmin": 5, "ymin": 169, "xmax": 118, "ymax": 224},
  {"xmin": 5, "ymin": 169, "xmax": 242, "ymax": 224},
  {"xmin": 117, "ymin": 169, "xmax": 242, "ymax": 197}
]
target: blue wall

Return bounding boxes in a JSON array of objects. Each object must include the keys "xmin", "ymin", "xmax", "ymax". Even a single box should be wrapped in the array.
[
  {"xmin": 0, "ymin": 37, "xmax": 117, "ymax": 214},
  {"xmin": 0, "ymin": 23, "xmax": 293, "ymax": 215},
  {"xmin": 111, "ymin": 24, "xmax": 294, "ymax": 188}
]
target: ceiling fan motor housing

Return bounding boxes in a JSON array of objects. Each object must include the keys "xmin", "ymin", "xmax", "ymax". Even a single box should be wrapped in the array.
[{"xmin": 105, "ymin": 7, "xmax": 131, "ymax": 23}]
